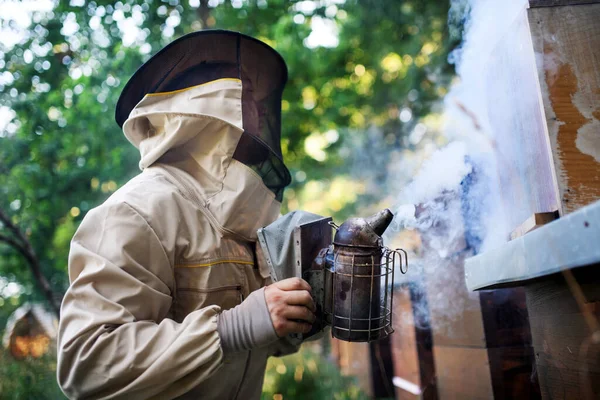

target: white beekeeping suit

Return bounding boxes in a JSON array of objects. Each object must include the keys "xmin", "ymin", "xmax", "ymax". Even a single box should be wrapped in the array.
[{"xmin": 57, "ymin": 30, "xmax": 299, "ymax": 400}]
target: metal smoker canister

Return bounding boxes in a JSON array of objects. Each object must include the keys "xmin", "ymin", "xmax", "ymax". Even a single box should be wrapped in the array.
[{"xmin": 327, "ymin": 209, "xmax": 394, "ymax": 342}]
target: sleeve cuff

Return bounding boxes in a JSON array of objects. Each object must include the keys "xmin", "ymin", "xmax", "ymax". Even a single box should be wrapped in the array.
[{"xmin": 217, "ymin": 287, "xmax": 278, "ymax": 353}]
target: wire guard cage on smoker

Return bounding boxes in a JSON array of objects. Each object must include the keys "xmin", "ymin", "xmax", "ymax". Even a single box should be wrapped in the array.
[{"xmin": 319, "ymin": 210, "xmax": 409, "ymax": 343}]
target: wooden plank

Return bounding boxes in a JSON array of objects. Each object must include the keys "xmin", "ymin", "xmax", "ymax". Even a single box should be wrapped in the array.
[
  {"xmin": 408, "ymin": 285, "xmax": 438, "ymax": 400},
  {"xmin": 530, "ymin": 0, "xmax": 600, "ymax": 6},
  {"xmin": 433, "ymin": 346, "xmax": 493, "ymax": 399},
  {"xmin": 529, "ymin": 4, "xmax": 600, "ymax": 214},
  {"xmin": 535, "ymin": 364, "xmax": 599, "ymax": 399},
  {"xmin": 479, "ymin": 288, "xmax": 533, "ymax": 348},
  {"xmin": 477, "ymin": 288, "xmax": 541, "ymax": 398},
  {"xmin": 390, "ymin": 288, "xmax": 423, "ymax": 400},
  {"xmin": 524, "ymin": 265, "xmax": 600, "ymax": 315},
  {"xmin": 525, "ymin": 266, "xmax": 600, "ymax": 399},
  {"xmin": 479, "ymin": 289, "xmax": 541, "ymax": 398},
  {"xmin": 484, "ymin": 7, "xmax": 562, "ymax": 234},
  {"xmin": 529, "ymin": 312, "xmax": 600, "ymax": 373},
  {"xmin": 487, "ymin": 347, "xmax": 541, "ymax": 399},
  {"xmin": 390, "ymin": 284, "xmax": 438, "ymax": 399},
  {"xmin": 529, "ymin": 0, "xmax": 600, "ymax": 7},
  {"xmin": 370, "ymin": 337, "xmax": 396, "ymax": 399},
  {"xmin": 509, "ymin": 211, "xmax": 559, "ymax": 240}
]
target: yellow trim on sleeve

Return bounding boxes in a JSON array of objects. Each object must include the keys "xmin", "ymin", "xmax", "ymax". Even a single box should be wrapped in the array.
[
  {"xmin": 145, "ymin": 78, "xmax": 242, "ymax": 98},
  {"xmin": 175, "ymin": 259, "xmax": 254, "ymax": 268}
]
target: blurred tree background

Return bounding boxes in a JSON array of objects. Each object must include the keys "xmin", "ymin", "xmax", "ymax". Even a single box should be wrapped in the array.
[{"xmin": 0, "ymin": 0, "xmax": 459, "ymax": 398}]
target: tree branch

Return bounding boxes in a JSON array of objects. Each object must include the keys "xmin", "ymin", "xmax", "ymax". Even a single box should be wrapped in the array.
[
  {"xmin": 0, "ymin": 208, "xmax": 27, "ymax": 248},
  {"xmin": 0, "ymin": 208, "xmax": 61, "ymax": 317},
  {"xmin": 0, "ymin": 233, "xmax": 28, "ymax": 256}
]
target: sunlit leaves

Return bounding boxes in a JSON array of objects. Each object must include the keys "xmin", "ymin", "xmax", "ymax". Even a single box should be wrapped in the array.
[{"xmin": 262, "ymin": 348, "xmax": 369, "ymax": 399}]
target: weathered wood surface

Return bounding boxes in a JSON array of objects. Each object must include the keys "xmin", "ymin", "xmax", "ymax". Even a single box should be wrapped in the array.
[
  {"xmin": 525, "ymin": 266, "xmax": 600, "ymax": 399},
  {"xmin": 391, "ymin": 288, "xmax": 424, "ymax": 400},
  {"xmin": 480, "ymin": 288, "xmax": 542, "ymax": 398},
  {"xmin": 390, "ymin": 285, "xmax": 438, "ymax": 400},
  {"xmin": 370, "ymin": 337, "xmax": 396, "ymax": 399},
  {"xmin": 529, "ymin": 3, "xmax": 600, "ymax": 214},
  {"xmin": 408, "ymin": 285, "xmax": 437, "ymax": 400},
  {"xmin": 465, "ymin": 199, "xmax": 600, "ymax": 291},
  {"xmin": 479, "ymin": 288, "xmax": 533, "ymax": 349},
  {"xmin": 509, "ymin": 211, "xmax": 559, "ymax": 241},
  {"xmin": 529, "ymin": 0, "xmax": 600, "ymax": 7},
  {"xmin": 484, "ymin": 7, "xmax": 562, "ymax": 234},
  {"xmin": 487, "ymin": 347, "xmax": 541, "ymax": 399},
  {"xmin": 433, "ymin": 346, "xmax": 493, "ymax": 399}
]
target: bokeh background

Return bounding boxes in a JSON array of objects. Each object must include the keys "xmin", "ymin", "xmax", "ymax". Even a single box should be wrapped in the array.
[{"xmin": 0, "ymin": 0, "xmax": 462, "ymax": 398}]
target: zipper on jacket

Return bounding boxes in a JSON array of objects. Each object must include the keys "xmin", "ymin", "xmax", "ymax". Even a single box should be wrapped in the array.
[
  {"xmin": 156, "ymin": 164, "xmax": 254, "ymax": 241},
  {"xmin": 157, "ymin": 164, "xmax": 205, "ymax": 209}
]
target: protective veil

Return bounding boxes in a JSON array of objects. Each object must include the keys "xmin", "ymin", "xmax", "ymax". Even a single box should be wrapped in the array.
[
  {"xmin": 116, "ymin": 30, "xmax": 290, "ymax": 201},
  {"xmin": 57, "ymin": 31, "xmax": 296, "ymax": 400}
]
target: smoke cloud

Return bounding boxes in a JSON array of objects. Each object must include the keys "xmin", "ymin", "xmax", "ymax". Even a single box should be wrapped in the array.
[{"xmin": 387, "ymin": 0, "xmax": 530, "ymax": 333}]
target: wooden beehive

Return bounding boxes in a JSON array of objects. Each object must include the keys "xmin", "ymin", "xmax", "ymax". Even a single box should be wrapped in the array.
[
  {"xmin": 2, "ymin": 303, "xmax": 57, "ymax": 359},
  {"xmin": 528, "ymin": 1, "xmax": 600, "ymax": 214},
  {"xmin": 463, "ymin": 1, "xmax": 600, "ymax": 399}
]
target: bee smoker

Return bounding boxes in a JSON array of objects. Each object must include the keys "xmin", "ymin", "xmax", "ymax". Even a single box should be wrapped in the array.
[{"xmin": 257, "ymin": 208, "xmax": 408, "ymax": 343}]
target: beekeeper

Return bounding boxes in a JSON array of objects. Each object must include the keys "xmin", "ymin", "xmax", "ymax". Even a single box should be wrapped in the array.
[{"xmin": 57, "ymin": 30, "xmax": 316, "ymax": 399}]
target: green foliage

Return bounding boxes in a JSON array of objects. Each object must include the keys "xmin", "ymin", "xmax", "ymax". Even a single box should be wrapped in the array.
[
  {"xmin": 262, "ymin": 348, "xmax": 369, "ymax": 400},
  {"xmin": 0, "ymin": 350, "xmax": 64, "ymax": 400}
]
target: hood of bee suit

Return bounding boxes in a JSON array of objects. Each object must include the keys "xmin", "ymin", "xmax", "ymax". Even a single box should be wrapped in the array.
[{"xmin": 121, "ymin": 78, "xmax": 281, "ymax": 242}]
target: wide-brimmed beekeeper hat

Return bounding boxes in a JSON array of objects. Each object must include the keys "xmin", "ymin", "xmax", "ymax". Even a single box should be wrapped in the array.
[{"xmin": 115, "ymin": 30, "xmax": 291, "ymax": 200}]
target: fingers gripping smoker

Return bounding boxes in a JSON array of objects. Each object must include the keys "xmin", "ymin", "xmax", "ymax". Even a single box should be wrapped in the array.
[{"xmin": 257, "ymin": 209, "xmax": 408, "ymax": 343}]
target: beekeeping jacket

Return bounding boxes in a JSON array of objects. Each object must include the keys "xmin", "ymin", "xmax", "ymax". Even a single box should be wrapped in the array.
[{"xmin": 57, "ymin": 31, "xmax": 296, "ymax": 400}]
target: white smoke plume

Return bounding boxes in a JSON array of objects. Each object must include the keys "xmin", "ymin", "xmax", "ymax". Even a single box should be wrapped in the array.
[
  {"xmin": 393, "ymin": 0, "xmax": 530, "ymax": 246},
  {"xmin": 388, "ymin": 0, "xmax": 530, "ymax": 333}
]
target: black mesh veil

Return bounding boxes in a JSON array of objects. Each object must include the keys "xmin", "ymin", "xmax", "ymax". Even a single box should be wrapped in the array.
[{"xmin": 115, "ymin": 30, "xmax": 291, "ymax": 200}]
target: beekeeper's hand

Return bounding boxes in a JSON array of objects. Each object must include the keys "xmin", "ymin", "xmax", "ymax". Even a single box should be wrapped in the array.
[
  {"xmin": 217, "ymin": 278, "xmax": 315, "ymax": 354},
  {"xmin": 264, "ymin": 278, "xmax": 316, "ymax": 337}
]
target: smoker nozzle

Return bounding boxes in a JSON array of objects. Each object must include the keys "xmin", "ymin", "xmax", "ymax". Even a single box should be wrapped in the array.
[
  {"xmin": 364, "ymin": 209, "xmax": 394, "ymax": 236},
  {"xmin": 333, "ymin": 208, "xmax": 395, "ymax": 248}
]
